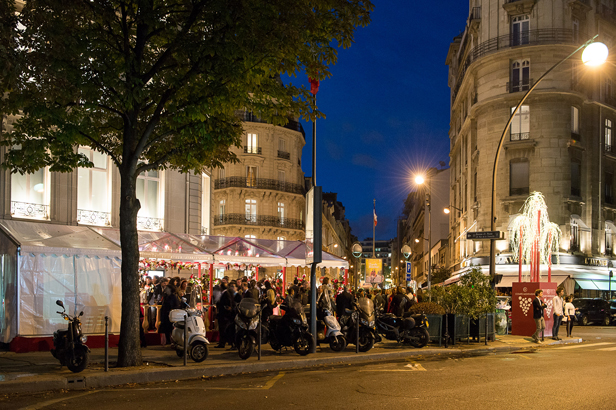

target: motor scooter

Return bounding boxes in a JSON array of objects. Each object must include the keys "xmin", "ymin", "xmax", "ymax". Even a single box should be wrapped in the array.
[
  {"xmin": 268, "ymin": 299, "xmax": 313, "ymax": 355},
  {"xmin": 376, "ymin": 310, "xmax": 430, "ymax": 348},
  {"xmin": 170, "ymin": 298, "xmax": 209, "ymax": 362},
  {"xmin": 339, "ymin": 298, "xmax": 377, "ymax": 352},
  {"xmin": 307, "ymin": 308, "xmax": 347, "ymax": 351},
  {"xmin": 50, "ymin": 300, "xmax": 90, "ymax": 373},
  {"xmin": 235, "ymin": 297, "xmax": 269, "ymax": 360}
]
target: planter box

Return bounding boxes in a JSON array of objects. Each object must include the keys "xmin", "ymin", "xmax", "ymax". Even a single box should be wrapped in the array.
[
  {"xmin": 425, "ymin": 314, "xmax": 443, "ymax": 346},
  {"xmin": 470, "ymin": 313, "xmax": 495, "ymax": 342},
  {"xmin": 442, "ymin": 314, "xmax": 470, "ymax": 345}
]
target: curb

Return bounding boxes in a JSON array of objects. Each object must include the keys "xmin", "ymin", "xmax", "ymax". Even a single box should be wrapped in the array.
[{"xmin": 0, "ymin": 338, "xmax": 583, "ymax": 394}]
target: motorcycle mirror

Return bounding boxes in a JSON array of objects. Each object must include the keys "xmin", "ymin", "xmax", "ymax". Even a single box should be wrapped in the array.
[
  {"xmin": 56, "ymin": 300, "xmax": 64, "ymax": 308},
  {"xmin": 79, "ymin": 311, "xmax": 84, "ymax": 316}
]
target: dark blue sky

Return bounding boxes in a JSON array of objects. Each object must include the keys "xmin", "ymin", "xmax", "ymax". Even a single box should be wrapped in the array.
[{"xmin": 297, "ymin": 1, "xmax": 469, "ymax": 241}]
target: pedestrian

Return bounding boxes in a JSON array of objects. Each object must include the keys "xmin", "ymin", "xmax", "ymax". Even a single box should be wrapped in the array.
[
  {"xmin": 374, "ymin": 289, "xmax": 386, "ymax": 312},
  {"xmin": 336, "ymin": 285, "xmax": 353, "ymax": 318},
  {"xmin": 564, "ymin": 295, "xmax": 576, "ymax": 337},
  {"xmin": 158, "ymin": 283, "xmax": 180, "ymax": 346},
  {"xmin": 551, "ymin": 287, "xmax": 564, "ymax": 340},
  {"xmin": 532, "ymin": 289, "xmax": 547, "ymax": 343},
  {"xmin": 215, "ymin": 283, "xmax": 237, "ymax": 348}
]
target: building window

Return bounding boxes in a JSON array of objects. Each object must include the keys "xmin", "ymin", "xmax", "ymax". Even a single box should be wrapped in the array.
[
  {"xmin": 571, "ymin": 160, "xmax": 581, "ymax": 197},
  {"xmin": 201, "ymin": 173, "xmax": 210, "ymax": 235},
  {"xmin": 136, "ymin": 169, "xmax": 163, "ymax": 230},
  {"xmin": 605, "ymin": 78, "xmax": 613, "ymax": 100},
  {"xmin": 572, "ymin": 18, "xmax": 579, "ymax": 43},
  {"xmin": 245, "ymin": 235, "xmax": 256, "ymax": 240},
  {"xmin": 245, "ymin": 199, "xmax": 257, "ymax": 223},
  {"xmin": 77, "ymin": 147, "xmax": 111, "ymax": 226},
  {"xmin": 219, "ymin": 168, "xmax": 226, "ymax": 179},
  {"xmin": 510, "ymin": 60, "xmax": 530, "ymax": 92},
  {"xmin": 510, "ymin": 105, "xmax": 530, "ymax": 141},
  {"xmin": 605, "ymin": 172, "xmax": 614, "ymax": 205},
  {"xmin": 511, "ymin": 15, "xmax": 530, "ymax": 46},
  {"xmin": 278, "ymin": 170, "xmax": 286, "ymax": 190},
  {"xmin": 246, "ymin": 166, "xmax": 257, "ymax": 187},
  {"xmin": 473, "ymin": 172, "xmax": 478, "ymax": 203},
  {"xmin": 278, "ymin": 202, "xmax": 285, "ymax": 224},
  {"xmin": 571, "ymin": 221, "xmax": 579, "ymax": 252},
  {"xmin": 606, "ymin": 119, "xmax": 612, "ymax": 153},
  {"xmin": 10, "ymin": 168, "xmax": 50, "ymax": 220},
  {"xmin": 571, "ymin": 106, "xmax": 580, "ymax": 139},
  {"xmin": 606, "ymin": 225, "xmax": 613, "ymax": 254},
  {"xmin": 218, "ymin": 199, "xmax": 226, "ymax": 223},
  {"xmin": 510, "ymin": 160, "xmax": 529, "ymax": 196},
  {"xmin": 246, "ymin": 133, "xmax": 258, "ymax": 154}
]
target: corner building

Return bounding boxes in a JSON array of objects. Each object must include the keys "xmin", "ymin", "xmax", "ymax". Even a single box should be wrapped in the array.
[{"xmin": 447, "ymin": 0, "xmax": 616, "ymax": 296}]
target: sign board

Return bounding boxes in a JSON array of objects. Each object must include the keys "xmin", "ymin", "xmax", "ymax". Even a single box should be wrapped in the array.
[
  {"xmin": 406, "ymin": 262, "xmax": 412, "ymax": 274},
  {"xmin": 406, "ymin": 273, "xmax": 412, "ymax": 282},
  {"xmin": 466, "ymin": 231, "xmax": 502, "ymax": 240},
  {"xmin": 511, "ymin": 282, "xmax": 557, "ymax": 338},
  {"xmin": 305, "ymin": 187, "xmax": 322, "ymax": 264},
  {"xmin": 365, "ymin": 258, "xmax": 383, "ymax": 284}
]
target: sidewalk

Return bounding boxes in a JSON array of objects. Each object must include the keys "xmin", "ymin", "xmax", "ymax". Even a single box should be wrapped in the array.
[{"xmin": 0, "ymin": 334, "xmax": 582, "ymax": 394}]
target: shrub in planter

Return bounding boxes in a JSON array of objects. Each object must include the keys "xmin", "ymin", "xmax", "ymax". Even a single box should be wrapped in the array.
[{"xmin": 408, "ymin": 302, "xmax": 445, "ymax": 315}]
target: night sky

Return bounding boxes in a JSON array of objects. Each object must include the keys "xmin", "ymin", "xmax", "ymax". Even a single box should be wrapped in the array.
[{"xmin": 293, "ymin": 0, "xmax": 470, "ymax": 241}]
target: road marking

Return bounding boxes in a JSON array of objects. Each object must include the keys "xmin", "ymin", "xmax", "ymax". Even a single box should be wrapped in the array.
[
  {"xmin": 518, "ymin": 355, "xmax": 532, "ymax": 360},
  {"xmin": 204, "ymin": 372, "xmax": 286, "ymax": 390},
  {"xmin": 404, "ymin": 362, "xmax": 427, "ymax": 371},
  {"xmin": 560, "ymin": 342, "xmax": 614, "ymax": 350},
  {"xmin": 262, "ymin": 372, "xmax": 285, "ymax": 389},
  {"xmin": 358, "ymin": 361, "xmax": 426, "ymax": 372},
  {"xmin": 19, "ymin": 391, "xmax": 97, "ymax": 410},
  {"xmin": 596, "ymin": 346, "xmax": 616, "ymax": 351}
]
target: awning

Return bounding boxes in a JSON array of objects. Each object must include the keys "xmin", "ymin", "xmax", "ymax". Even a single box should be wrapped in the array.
[
  {"xmin": 591, "ymin": 279, "xmax": 616, "ymax": 291},
  {"xmin": 575, "ymin": 279, "xmax": 599, "ymax": 290},
  {"xmin": 496, "ymin": 274, "xmax": 569, "ymax": 288}
]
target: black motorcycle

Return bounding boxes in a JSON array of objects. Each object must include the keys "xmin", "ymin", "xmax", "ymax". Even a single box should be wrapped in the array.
[
  {"xmin": 268, "ymin": 299, "xmax": 313, "ymax": 356},
  {"xmin": 234, "ymin": 298, "xmax": 267, "ymax": 360},
  {"xmin": 376, "ymin": 310, "xmax": 430, "ymax": 348},
  {"xmin": 50, "ymin": 300, "xmax": 90, "ymax": 373},
  {"xmin": 339, "ymin": 298, "xmax": 377, "ymax": 352}
]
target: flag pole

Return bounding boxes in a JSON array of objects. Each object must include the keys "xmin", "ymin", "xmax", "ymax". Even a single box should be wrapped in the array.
[{"xmin": 373, "ymin": 199, "xmax": 376, "ymax": 258}]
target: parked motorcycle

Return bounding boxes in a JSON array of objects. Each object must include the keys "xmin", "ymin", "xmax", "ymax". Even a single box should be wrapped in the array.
[
  {"xmin": 307, "ymin": 308, "xmax": 347, "ymax": 352},
  {"xmin": 170, "ymin": 299, "xmax": 209, "ymax": 362},
  {"xmin": 234, "ymin": 298, "xmax": 267, "ymax": 360},
  {"xmin": 50, "ymin": 300, "xmax": 90, "ymax": 373},
  {"xmin": 339, "ymin": 298, "xmax": 377, "ymax": 352},
  {"xmin": 268, "ymin": 299, "xmax": 313, "ymax": 355},
  {"xmin": 376, "ymin": 310, "xmax": 430, "ymax": 348}
]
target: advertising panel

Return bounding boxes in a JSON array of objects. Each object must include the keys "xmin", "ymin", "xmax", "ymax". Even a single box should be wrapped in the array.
[
  {"xmin": 511, "ymin": 282, "xmax": 557, "ymax": 338},
  {"xmin": 365, "ymin": 258, "xmax": 383, "ymax": 284}
]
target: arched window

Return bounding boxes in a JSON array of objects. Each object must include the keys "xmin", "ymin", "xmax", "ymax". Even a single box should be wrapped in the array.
[{"xmin": 510, "ymin": 60, "xmax": 530, "ymax": 92}]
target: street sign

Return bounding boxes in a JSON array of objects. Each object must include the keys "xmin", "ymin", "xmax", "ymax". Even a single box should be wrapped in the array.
[
  {"xmin": 406, "ymin": 262, "xmax": 412, "ymax": 274},
  {"xmin": 406, "ymin": 273, "xmax": 412, "ymax": 282},
  {"xmin": 466, "ymin": 231, "xmax": 502, "ymax": 240}
]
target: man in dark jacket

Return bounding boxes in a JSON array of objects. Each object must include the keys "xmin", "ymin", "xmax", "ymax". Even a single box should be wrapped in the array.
[
  {"xmin": 374, "ymin": 289, "xmax": 386, "ymax": 312},
  {"xmin": 532, "ymin": 289, "xmax": 547, "ymax": 343},
  {"xmin": 336, "ymin": 286, "xmax": 354, "ymax": 318},
  {"xmin": 215, "ymin": 283, "xmax": 237, "ymax": 348},
  {"xmin": 390, "ymin": 287, "xmax": 407, "ymax": 317}
]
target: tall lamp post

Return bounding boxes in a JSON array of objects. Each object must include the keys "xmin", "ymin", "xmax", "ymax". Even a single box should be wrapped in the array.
[
  {"xmin": 415, "ymin": 174, "xmax": 432, "ymax": 301},
  {"xmin": 351, "ymin": 242, "xmax": 363, "ymax": 292},
  {"xmin": 488, "ymin": 37, "xmax": 608, "ymax": 284},
  {"xmin": 401, "ymin": 244, "xmax": 411, "ymax": 287}
]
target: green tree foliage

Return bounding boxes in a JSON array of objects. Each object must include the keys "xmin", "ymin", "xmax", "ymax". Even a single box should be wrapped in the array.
[
  {"xmin": 430, "ymin": 265, "xmax": 450, "ymax": 285},
  {"xmin": 1, "ymin": 0, "xmax": 373, "ymax": 366}
]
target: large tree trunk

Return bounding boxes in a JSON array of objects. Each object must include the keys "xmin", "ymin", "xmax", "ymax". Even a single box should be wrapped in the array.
[{"xmin": 116, "ymin": 169, "xmax": 143, "ymax": 367}]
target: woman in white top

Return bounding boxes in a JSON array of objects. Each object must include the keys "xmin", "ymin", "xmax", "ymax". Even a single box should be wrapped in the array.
[{"xmin": 564, "ymin": 295, "xmax": 576, "ymax": 338}]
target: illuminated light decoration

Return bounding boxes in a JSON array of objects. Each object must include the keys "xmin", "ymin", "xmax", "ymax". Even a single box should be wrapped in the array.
[
  {"xmin": 509, "ymin": 192, "xmax": 561, "ymax": 282},
  {"xmin": 178, "ymin": 246, "xmax": 182, "ymax": 253},
  {"xmin": 152, "ymin": 246, "xmax": 157, "ymax": 252},
  {"xmin": 227, "ymin": 250, "xmax": 232, "ymax": 255},
  {"xmin": 33, "ymin": 183, "xmax": 44, "ymax": 193}
]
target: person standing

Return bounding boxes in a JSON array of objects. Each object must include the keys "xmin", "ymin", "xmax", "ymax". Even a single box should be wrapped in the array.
[
  {"xmin": 564, "ymin": 295, "xmax": 576, "ymax": 338},
  {"xmin": 215, "ymin": 283, "xmax": 237, "ymax": 348},
  {"xmin": 532, "ymin": 289, "xmax": 547, "ymax": 343},
  {"xmin": 158, "ymin": 283, "xmax": 180, "ymax": 346},
  {"xmin": 551, "ymin": 287, "xmax": 564, "ymax": 340},
  {"xmin": 335, "ymin": 286, "xmax": 353, "ymax": 319}
]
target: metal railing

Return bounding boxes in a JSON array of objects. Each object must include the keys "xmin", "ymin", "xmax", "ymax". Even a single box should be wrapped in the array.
[
  {"xmin": 77, "ymin": 209, "xmax": 111, "ymax": 226},
  {"xmin": 606, "ymin": 144, "xmax": 613, "ymax": 153},
  {"xmin": 244, "ymin": 146, "xmax": 262, "ymax": 155},
  {"xmin": 214, "ymin": 177, "xmax": 305, "ymax": 195},
  {"xmin": 137, "ymin": 216, "xmax": 164, "ymax": 231},
  {"xmin": 236, "ymin": 111, "xmax": 306, "ymax": 138},
  {"xmin": 510, "ymin": 132, "xmax": 530, "ymax": 141},
  {"xmin": 507, "ymin": 78, "xmax": 533, "ymax": 93},
  {"xmin": 213, "ymin": 213, "xmax": 304, "ymax": 230},
  {"xmin": 452, "ymin": 28, "xmax": 580, "ymax": 102},
  {"xmin": 277, "ymin": 150, "xmax": 290, "ymax": 160},
  {"xmin": 10, "ymin": 201, "xmax": 49, "ymax": 220}
]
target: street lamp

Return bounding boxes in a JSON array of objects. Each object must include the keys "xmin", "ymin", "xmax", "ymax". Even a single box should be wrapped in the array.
[
  {"xmin": 415, "ymin": 172, "xmax": 432, "ymax": 301},
  {"xmin": 351, "ymin": 242, "xmax": 363, "ymax": 292},
  {"xmin": 488, "ymin": 36, "xmax": 608, "ymax": 285},
  {"xmin": 443, "ymin": 205, "xmax": 463, "ymax": 215}
]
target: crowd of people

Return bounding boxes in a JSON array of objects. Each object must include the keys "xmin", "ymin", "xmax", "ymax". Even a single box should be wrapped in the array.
[{"xmin": 533, "ymin": 286, "xmax": 578, "ymax": 344}]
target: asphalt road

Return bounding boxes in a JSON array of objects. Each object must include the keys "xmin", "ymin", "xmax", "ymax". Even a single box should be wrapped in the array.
[{"xmin": 3, "ymin": 326, "xmax": 615, "ymax": 410}]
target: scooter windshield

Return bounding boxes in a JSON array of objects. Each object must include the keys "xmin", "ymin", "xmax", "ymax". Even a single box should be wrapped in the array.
[
  {"xmin": 358, "ymin": 298, "xmax": 375, "ymax": 317},
  {"xmin": 238, "ymin": 298, "xmax": 261, "ymax": 319}
]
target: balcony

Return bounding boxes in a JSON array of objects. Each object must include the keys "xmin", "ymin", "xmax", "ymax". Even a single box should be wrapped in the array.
[
  {"xmin": 507, "ymin": 78, "xmax": 532, "ymax": 93},
  {"xmin": 236, "ymin": 111, "xmax": 305, "ymax": 139},
  {"xmin": 77, "ymin": 209, "xmax": 111, "ymax": 226},
  {"xmin": 510, "ymin": 132, "xmax": 530, "ymax": 141},
  {"xmin": 214, "ymin": 177, "xmax": 305, "ymax": 195},
  {"xmin": 243, "ymin": 146, "xmax": 262, "ymax": 155},
  {"xmin": 10, "ymin": 201, "xmax": 49, "ymax": 220},
  {"xmin": 277, "ymin": 150, "xmax": 290, "ymax": 160},
  {"xmin": 214, "ymin": 213, "xmax": 304, "ymax": 230},
  {"xmin": 137, "ymin": 216, "xmax": 164, "ymax": 231}
]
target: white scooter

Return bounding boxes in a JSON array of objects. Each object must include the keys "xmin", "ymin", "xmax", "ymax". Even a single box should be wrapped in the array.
[
  {"xmin": 170, "ymin": 299, "xmax": 209, "ymax": 362},
  {"xmin": 321, "ymin": 309, "xmax": 347, "ymax": 352}
]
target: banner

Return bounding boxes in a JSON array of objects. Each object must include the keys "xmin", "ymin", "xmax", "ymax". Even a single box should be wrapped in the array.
[{"xmin": 365, "ymin": 258, "xmax": 383, "ymax": 284}]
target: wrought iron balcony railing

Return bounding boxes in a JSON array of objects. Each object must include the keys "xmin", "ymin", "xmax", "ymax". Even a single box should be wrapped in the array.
[
  {"xmin": 507, "ymin": 78, "xmax": 533, "ymax": 93},
  {"xmin": 243, "ymin": 146, "xmax": 262, "ymax": 155},
  {"xmin": 214, "ymin": 213, "xmax": 304, "ymax": 230},
  {"xmin": 77, "ymin": 209, "xmax": 111, "ymax": 226},
  {"xmin": 277, "ymin": 150, "xmax": 290, "ymax": 160},
  {"xmin": 510, "ymin": 132, "xmax": 530, "ymax": 141},
  {"xmin": 10, "ymin": 201, "xmax": 49, "ymax": 220},
  {"xmin": 236, "ymin": 111, "xmax": 305, "ymax": 139},
  {"xmin": 214, "ymin": 177, "xmax": 305, "ymax": 195},
  {"xmin": 137, "ymin": 216, "xmax": 164, "ymax": 231}
]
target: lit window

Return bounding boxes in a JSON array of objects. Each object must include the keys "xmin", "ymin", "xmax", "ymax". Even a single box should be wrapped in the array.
[
  {"xmin": 77, "ymin": 147, "xmax": 111, "ymax": 226},
  {"xmin": 11, "ymin": 167, "xmax": 50, "ymax": 220},
  {"xmin": 246, "ymin": 133, "xmax": 258, "ymax": 154},
  {"xmin": 278, "ymin": 202, "xmax": 285, "ymax": 224},
  {"xmin": 605, "ymin": 119, "xmax": 612, "ymax": 152},
  {"xmin": 245, "ymin": 199, "xmax": 257, "ymax": 223},
  {"xmin": 136, "ymin": 169, "xmax": 163, "ymax": 230},
  {"xmin": 510, "ymin": 105, "xmax": 530, "ymax": 140},
  {"xmin": 571, "ymin": 107, "xmax": 580, "ymax": 135},
  {"xmin": 201, "ymin": 173, "xmax": 210, "ymax": 234},
  {"xmin": 245, "ymin": 235, "xmax": 256, "ymax": 240},
  {"xmin": 246, "ymin": 166, "xmax": 258, "ymax": 187}
]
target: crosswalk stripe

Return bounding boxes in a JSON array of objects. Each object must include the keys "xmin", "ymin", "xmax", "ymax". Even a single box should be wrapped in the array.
[
  {"xmin": 560, "ymin": 342, "xmax": 614, "ymax": 349},
  {"xmin": 596, "ymin": 346, "xmax": 616, "ymax": 351}
]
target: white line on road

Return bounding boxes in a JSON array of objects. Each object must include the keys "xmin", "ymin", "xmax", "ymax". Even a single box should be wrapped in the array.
[
  {"xmin": 559, "ymin": 342, "xmax": 614, "ymax": 350},
  {"xmin": 596, "ymin": 346, "xmax": 616, "ymax": 351}
]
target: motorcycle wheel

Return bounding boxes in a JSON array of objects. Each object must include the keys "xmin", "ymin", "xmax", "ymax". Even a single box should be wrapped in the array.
[
  {"xmin": 409, "ymin": 328, "xmax": 430, "ymax": 348},
  {"xmin": 190, "ymin": 341, "xmax": 209, "ymax": 363},
  {"xmin": 358, "ymin": 331, "xmax": 375, "ymax": 352},
  {"xmin": 329, "ymin": 335, "xmax": 347, "ymax": 352},
  {"xmin": 294, "ymin": 333, "xmax": 313, "ymax": 356},
  {"xmin": 238, "ymin": 337, "xmax": 254, "ymax": 360},
  {"xmin": 66, "ymin": 345, "xmax": 89, "ymax": 373}
]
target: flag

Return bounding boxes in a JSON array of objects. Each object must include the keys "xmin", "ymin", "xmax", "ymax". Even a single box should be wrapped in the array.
[
  {"xmin": 309, "ymin": 77, "xmax": 320, "ymax": 95},
  {"xmin": 373, "ymin": 206, "xmax": 377, "ymax": 227}
]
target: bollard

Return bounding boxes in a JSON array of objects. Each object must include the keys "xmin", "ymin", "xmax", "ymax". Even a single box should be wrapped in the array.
[
  {"xmin": 257, "ymin": 309, "xmax": 262, "ymax": 361},
  {"xmin": 183, "ymin": 314, "xmax": 188, "ymax": 366},
  {"xmin": 355, "ymin": 311, "xmax": 359, "ymax": 354},
  {"xmin": 104, "ymin": 316, "xmax": 109, "ymax": 372}
]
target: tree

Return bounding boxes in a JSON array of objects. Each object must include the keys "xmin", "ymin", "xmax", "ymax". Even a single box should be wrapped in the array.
[
  {"xmin": 1, "ymin": 0, "xmax": 373, "ymax": 366},
  {"xmin": 458, "ymin": 266, "xmax": 497, "ymax": 319},
  {"xmin": 430, "ymin": 265, "xmax": 450, "ymax": 285}
]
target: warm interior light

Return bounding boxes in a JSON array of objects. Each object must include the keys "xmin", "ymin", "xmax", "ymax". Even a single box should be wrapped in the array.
[
  {"xmin": 415, "ymin": 238, "xmax": 420, "ymax": 243},
  {"xmin": 582, "ymin": 42, "xmax": 609, "ymax": 67},
  {"xmin": 334, "ymin": 243, "xmax": 338, "ymax": 248},
  {"xmin": 443, "ymin": 208, "xmax": 451, "ymax": 214},
  {"xmin": 415, "ymin": 175, "xmax": 425, "ymax": 185}
]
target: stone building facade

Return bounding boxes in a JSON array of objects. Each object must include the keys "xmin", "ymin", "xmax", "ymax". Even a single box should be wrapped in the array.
[{"xmin": 446, "ymin": 0, "xmax": 616, "ymax": 295}]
